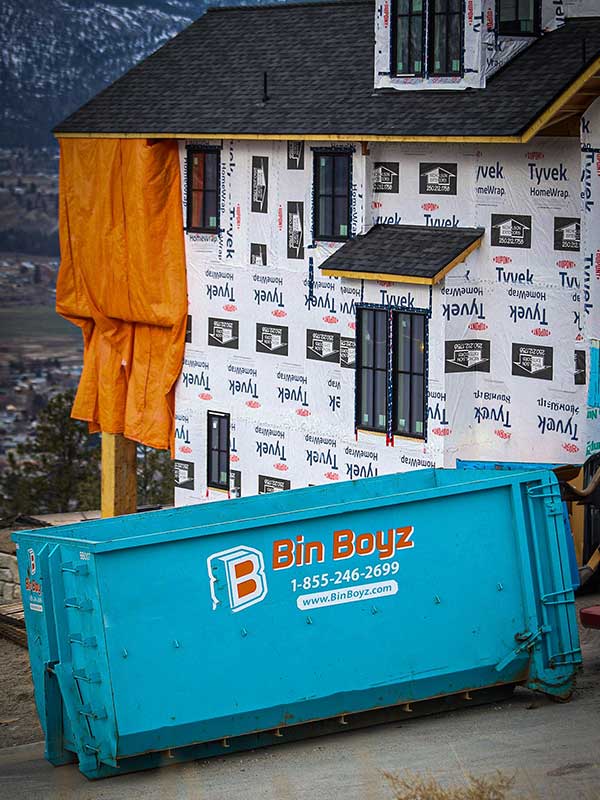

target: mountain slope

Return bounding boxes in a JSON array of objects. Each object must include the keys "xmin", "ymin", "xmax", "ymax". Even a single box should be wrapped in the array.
[{"xmin": 0, "ymin": 0, "xmax": 291, "ymax": 148}]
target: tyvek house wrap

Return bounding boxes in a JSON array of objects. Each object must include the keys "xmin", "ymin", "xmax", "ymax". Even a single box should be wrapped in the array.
[{"xmin": 173, "ymin": 128, "xmax": 598, "ymax": 507}]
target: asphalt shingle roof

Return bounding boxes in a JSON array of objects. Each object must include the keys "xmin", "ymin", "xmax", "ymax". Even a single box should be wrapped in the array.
[
  {"xmin": 320, "ymin": 224, "xmax": 485, "ymax": 282},
  {"xmin": 54, "ymin": 4, "xmax": 600, "ymax": 138}
]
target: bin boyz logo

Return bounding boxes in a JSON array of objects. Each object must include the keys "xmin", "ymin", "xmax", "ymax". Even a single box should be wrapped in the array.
[
  {"xmin": 250, "ymin": 243, "xmax": 267, "ymax": 266},
  {"xmin": 185, "ymin": 314, "xmax": 192, "ymax": 344},
  {"xmin": 445, "ymin": 340, "xmax": 490, "ymax": 373},
  {"xmin": 208, "ymin": 317, "xmax": 239, "ymax": 349},
  {"xmin": 230, "ymin": 469, "xmax": 242, "ymax": 498},
  {"xmin": 259, "ymin": 475, "xmax": 291, "ymax": 493},
  {"xmin": 256, "ymin": 323, "xmax": 289, "ymax": 356},
  {"xmin": 575, "ymin": 350, "xmax": 586, "ymax": 385},
  {"xmin": 287, "ymin": 141, "xmax": 305, "ymax": 170},
  {"xmin": 512, "ymin": 343, "xmax": 553, "ymax": 380},
  {"xmin": 251, "ymin": 156, "xmax": 268, "ymax": 213},
  {"xmin": 340, "ymin": 336, "xmax": 356, "ymax": 369},
  {"xmin": 306, "ymin": 329, "xmax": 340, "ymax": 363},
  {"xmin": 419, "ymin": 163, "xmax": 457, "ymax": 195},
  {"xmin": 27, "ymin": 548, "xmax": 36, "ymax": 576},
  {"xmin": 373, "ymin": 162, "xmax": 399, "ymax": 193},
  {"xmin": 174, "ymin": 460, "xmax": 194, "ymax": 490},
  {"xmin": 491, "ymin": 214, "xmax": 532, "ymax": 249},
  {"xmin": 287, "ymin": 202, "xmax": 304, "ymax": 259},
  {"xmin": 207, "ymin": 546, "xmax": 268, "ymax": 613},
  {"xmin": 554, "ymin": 217, "xmax": 580, "ymax": 252}
]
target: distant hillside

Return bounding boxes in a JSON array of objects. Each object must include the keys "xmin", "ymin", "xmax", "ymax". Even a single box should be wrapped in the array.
[{"xmin": 0, "ymin": 0, "xmax": 293, "ymax": 148}]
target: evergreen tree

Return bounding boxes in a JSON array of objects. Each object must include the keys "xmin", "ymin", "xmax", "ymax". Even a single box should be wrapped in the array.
[{"xmin": 0, "ymin": 390, "xmax": 174, "ymax": 519}]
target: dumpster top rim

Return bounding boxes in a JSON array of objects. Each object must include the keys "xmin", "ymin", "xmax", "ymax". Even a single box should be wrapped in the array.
[{"xmin": 11, "ymin": 467, "xmax": 560, "ymax": 555}]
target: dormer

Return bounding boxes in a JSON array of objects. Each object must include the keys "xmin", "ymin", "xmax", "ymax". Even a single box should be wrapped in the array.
[{"xmin": 374, "ymin": 0, "xmax": 592, "ymax": 92}]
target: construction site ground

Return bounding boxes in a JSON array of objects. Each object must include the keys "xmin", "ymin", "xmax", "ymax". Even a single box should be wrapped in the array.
[{"xmin": 0, "ymin": 592, "xmax": 599, "ymax": 799}]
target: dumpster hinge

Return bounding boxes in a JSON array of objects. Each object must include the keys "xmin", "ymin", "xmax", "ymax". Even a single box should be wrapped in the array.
[
  {"xmin": 60, "ymin": 561, "xmax": 89, "ymax": 576},
  {"xmin": 495, "ymin": 626, "xmax": 551, "ymax": 673},
  {"xmin": 541, "ymin": 588, "xmax": 575, "ymax": 607},
  {"xmin": 526, "ymin": 485, "xmax": 562, "ymax": 516},
  {"xmin": 79, "ymin": 704, "xmax": 107, "ymax": 722},
  {"xmin": 548, "ymin": 646, "xmax": 583, "ymax": 667}
]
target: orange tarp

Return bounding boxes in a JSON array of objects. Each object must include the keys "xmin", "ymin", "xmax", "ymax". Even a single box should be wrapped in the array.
[{"xmin": 56, "ymin": 138, "xmax": 187, "ymax": 452}]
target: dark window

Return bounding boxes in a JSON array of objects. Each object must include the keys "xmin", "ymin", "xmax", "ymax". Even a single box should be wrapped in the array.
[
  {"xmin": 498, "ymin": 0, "xmax": 539, "ymax": 36},
  {"xmin": 429, "ymin": 0, "xmax": 463, "ymax": 76},
  {"xmin": 393, "ymin": 312, "xmax": 426, "ymax": 438},
  {"xmin": 187, "ymin": 148, "xmax": 220, "ymax": 232},
  {"xmin": 207, "ymin": 411, "xmax": 229, "ymax": 490},
  {"xmin": 356, "ymin": 308, "xmax": 427, "ymax": 439},
  {"xmin": 393, "ymin": 0, "xmax": 425, "ymax": 76},
  {"xmin": 314, "ymin": 153, "xmax": 351, "ymax": 241}
]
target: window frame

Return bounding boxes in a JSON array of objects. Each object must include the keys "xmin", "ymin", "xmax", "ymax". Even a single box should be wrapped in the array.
[
  {"xmin": 497, "ymin": 0, "xmax": 541, "ymax": 38},
  {"xmin": 391, "ymin": 0, "xmax": 426, "ymax": 78},
  {"xmin": 428, "ymin": 0, "xmax": 464, "ymax": 78},
  {"xmin": 206, "ymin": 410, "xmax": 230, "ymax": 491},
  {"xmin": 313, "ymin": 150, "xmax": 352, "ymax": 243},
  {"xmin": 186, "ymin": 146, "xmax": 221, "ymax": 234},
  {"xmin": 355, "ymin": 306, "xmax": 428, "ymax": 441}
]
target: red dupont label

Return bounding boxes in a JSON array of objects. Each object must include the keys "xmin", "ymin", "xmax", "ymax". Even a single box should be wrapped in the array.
[
  {"xmin": 230, "ymin": 454, "xmax": 240, "ymax": 462},
  {"xmin": 377, "ymin": 280, "xmax": 392, "ymax": 287},
  {"xmin": 383, "ymin": 0, "xmax": 389, "ymax": 27},
  {"xmin": 223, "ymin": 304, "xmax": 237, "ymax": 313},
  {"xmin": 296, "ymin": 408, "xmax": 311, "ymax": 417},
  {"xmin": 493, "ymin": 255, "xmax": 512, "ymax": 264},
  {"xmin": 469, "ymin": 321, "xmax": 488, "ymax": 331},
  {"xmin": 495, "ymin": 429, "xmax": 511, "ymax": 440},
  {"xmin": 467, "ymin": 0, "xmax": 473, "ymax": 24},
  {"xmin": 325, "ymin": 471, "xmax": 339, "ymax": 481},
  {"xmin": 246, "ymin": 400, "xmax": 261, "ymax": 409},
  {"xmin": 274, "ymin": 463, "xmax": 288, "ymax": 471},
  {"xmin": 486, "ymin": 7, "xmax": 494, "ymax": 29},
  {"xmin": 236, "ymin": 204, "xmax": 241, "ymax": 229},
  {"xmin": 563, "ymin": 443, "xmax": 579, "ymax": 454},
  {"xmin": 348, "ymin": 321, "xmax": 356, "ymax": 330},
  {"xmin": 432, "ymin": 427, "xmax": 451, "ymax": 437},
  {"xmin": 532, "ymin": 327, "xmax": 551, "ymax": 337},
  {"xmin": 323, "ymin": 315, "xmax": 338, "ymax": 324},
  {"xmin": 278, "ymin": 205, "xmax": 283, "ymax": 230},
  {"xmin": 272, "ymin": 309, "xmax": 287, "ymax": 318},
  {"xmin": 372, "ymin": 201, "xmax": 382, "ymax": 209},
  {"xmin": 198, "ymin": 392, "xmax": 212, "ymax": 401},
  {"xmin": 596, "ymin": 250, "xmax": 600, "ymax": 278},
  {"xmin": 527, "ymin": 151, "xmax": 544, "ymax": 160},
  {"xmin": 179, "ymin": 445, "xmax": 192, "ymax": 454},
  {"xmin": 421, "ymin": 202, "xmax": 439, "ymax": 212},
  {"xmin": 557, "ymin": 260, "xmax": 576, "ymax": 269}
]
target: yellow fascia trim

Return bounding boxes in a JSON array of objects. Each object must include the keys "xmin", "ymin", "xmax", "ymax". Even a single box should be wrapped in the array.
[
  {"xmin": 53, "ymin": 55, "xmax": 600, "ymax": 144},
  {"xmin": 431, "ymin": 235, "xmax": 483, "ymax": 284},
  {"xmin": 321, "ymin": 269, "xmax": 433, "ymax": 284},
  {"xmin": 55, "ymin": 131, "xmax": 522, "ymax": 143},
  {"xmin": 321, "ymin": 233, "xmax": 483, "ymax": 286}
]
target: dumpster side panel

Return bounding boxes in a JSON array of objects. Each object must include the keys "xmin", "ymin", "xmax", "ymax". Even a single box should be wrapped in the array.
[
  {"xmin": 97, "ymin": 482, "xmax": 539, "ymax": 758},
  {"xmin": 13, "ymin": 469, "xmax": 581, "ymax": 777}
]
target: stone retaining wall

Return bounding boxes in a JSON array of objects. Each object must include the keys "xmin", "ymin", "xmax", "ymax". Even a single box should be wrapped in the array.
[{"xmin": 0, "ymin": 551, "xmax": 20, "ymax": 603}]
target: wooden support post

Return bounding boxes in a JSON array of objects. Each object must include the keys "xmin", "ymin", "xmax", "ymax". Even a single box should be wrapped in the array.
[{"xmin": 101, "ymin": 433, "xmax": 137, "ymax": 518}]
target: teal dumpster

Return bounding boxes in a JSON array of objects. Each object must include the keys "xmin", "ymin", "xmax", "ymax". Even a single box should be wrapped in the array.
[{"xmin": 13, "ymin": 468, "xmax": 581, "ymax": 779}]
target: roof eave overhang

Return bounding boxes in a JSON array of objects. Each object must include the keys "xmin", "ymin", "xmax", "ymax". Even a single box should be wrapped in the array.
[
  {"xmin": 53, "ymin": 53, "xmax": 600, "ymax": 144},
  {"xmin": 321, "ymin": 231, "xmax": 484, "ymax": 286}
]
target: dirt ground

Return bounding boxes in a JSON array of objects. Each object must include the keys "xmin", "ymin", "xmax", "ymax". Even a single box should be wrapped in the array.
[{"xmin": 0, "ymin": 637, "xmax": 42, "ymax": 749}]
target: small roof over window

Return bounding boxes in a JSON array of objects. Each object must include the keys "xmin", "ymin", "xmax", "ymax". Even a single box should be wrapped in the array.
[{"xmin": 319, "ymin": 224, "xmax": 485, "ymax": 285}]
